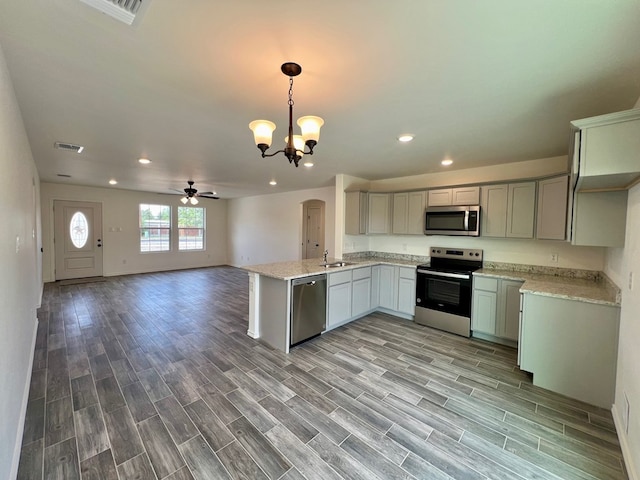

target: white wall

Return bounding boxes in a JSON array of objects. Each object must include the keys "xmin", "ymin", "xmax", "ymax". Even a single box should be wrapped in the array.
[
  {"xmin": 40, "ymin": 183, "xmax": 228, "ymax": 281},
  {"xmin": 228, "ymin": 186, "xmax": 336, "ymax": 266},
  {"xmin": 605, "ymin": 183, "xmax": 640, "ymax": 479},
  {"xmin": 0, "ymin": 42, "xmax": 42, "ymax": 480},
  {"xmin": 368, "ymin": 156, "xmax": 568, "ymax": 192}
]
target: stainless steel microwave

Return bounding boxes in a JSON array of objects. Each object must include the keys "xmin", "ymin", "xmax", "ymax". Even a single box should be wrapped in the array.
[{"xmin": 424, "ymin": 205, "xmax": 481, "ymax": 236}]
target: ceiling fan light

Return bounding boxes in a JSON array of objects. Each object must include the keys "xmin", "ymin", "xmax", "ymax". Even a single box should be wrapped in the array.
[
  {"xmin": 297, "ymin": 116, "xmax": 324, "ymax": 143},
  {"xmin": 180, "ymin": 196, "xmax": 188, "ymax": 204},
  {"xmin": 249, "ymin": 120, "xmax": 276, "ymax": 147},
  {"xmin": 190, "ymin": 197, "xmax": 199, "ymax": 205}
]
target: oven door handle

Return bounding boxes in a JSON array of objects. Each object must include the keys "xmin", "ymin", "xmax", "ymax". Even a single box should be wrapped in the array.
[{"xmin": 417, "ymin": 269, "xmax": 470, "ymax": 280}]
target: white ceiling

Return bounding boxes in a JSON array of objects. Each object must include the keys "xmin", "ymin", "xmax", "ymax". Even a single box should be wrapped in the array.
[{"xmin": 1, "ymin": 1, "xmax": 639, "ymax": 198}]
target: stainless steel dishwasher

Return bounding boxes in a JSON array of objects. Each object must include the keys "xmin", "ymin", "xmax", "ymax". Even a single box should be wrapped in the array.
[{"xmin": 290, "ymin": 274, "xmax": 327, "ymax": 347}]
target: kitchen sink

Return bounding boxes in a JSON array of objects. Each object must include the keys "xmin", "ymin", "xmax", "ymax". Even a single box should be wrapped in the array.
[{"xmin": 321, "ymin": 261, "xmax": 353, "ymax": 268}]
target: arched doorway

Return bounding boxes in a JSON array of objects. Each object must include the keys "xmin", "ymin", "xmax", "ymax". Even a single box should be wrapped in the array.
[{"xmin": 302, "ymin": 200, "xmax": 325, "ymax": 259}]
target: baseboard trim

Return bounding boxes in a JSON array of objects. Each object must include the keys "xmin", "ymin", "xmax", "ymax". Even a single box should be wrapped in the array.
[
  {"xmin": 10, "ymin": 315, "xmax": 38, "ymax": 480},
  {"xmin": 612, "ymin": 402, "xmax": 638, "ymax": 480}
]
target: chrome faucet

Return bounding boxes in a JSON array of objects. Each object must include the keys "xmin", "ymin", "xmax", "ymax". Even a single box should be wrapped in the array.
[{"xmin": 323, "ymin": 250, "xmax": 329, "ymax": 264}]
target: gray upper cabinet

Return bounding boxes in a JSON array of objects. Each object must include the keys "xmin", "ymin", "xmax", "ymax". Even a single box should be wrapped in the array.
[
  {"xmin": 427, "ymin": 187, "xmax": 480, "ymax": 206},
  {"xmin": 506, "ymin": 182, "xmax": 536, "ymax": 238},
  {"xmin": 367, "ymin": 193, "xmax": 392, "ymax": 234},
  {"xmin": 481, "ymin": 185, "xmax": 508, "ymax": 237},
  {"xmin": 536, "ymin": 176, "xmax": 568, "ymax": 240},
  {"xmin": 481, "ymin": 182, "xmax": 536, "ymax": 238},
  {"xmin": 392, "ymin": 191, "xmax": 426, "ymax": 234},
  {"xmin": 345, "ymin": 191, "xmax": 367, "ymax": 235},
  {"xmin": 571, "ymin": 108, "xmax": 640, "ymax": 191}
]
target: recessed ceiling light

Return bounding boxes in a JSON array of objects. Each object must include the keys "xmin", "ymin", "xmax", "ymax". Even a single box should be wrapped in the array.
[
  {"xmin": 303, "ymin": 160, "xmax": 314, "ymax": 167},
  {"xmin": 269, "ymin": 180, "xmax": 277, "ymax": 186},
  {"xmin": 138, "ymin": 158, "xmax": 151, "ymax": 164},
  {"xmin": 109, "ymin": 179, "xmax": 118, "ymax": 185},
  {"xmin": 441, "ymin": 159, "xmax": 453, "ymax": 166},
  {"xmin": 398, "ymin": 134, "xmax": 414, "ymax": 143}
]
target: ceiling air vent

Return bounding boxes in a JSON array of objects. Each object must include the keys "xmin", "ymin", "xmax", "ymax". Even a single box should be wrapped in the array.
[
  {"xmin": 54, "ymin": 142, "xmax": 84, "ymax": 153},
  {"xmin": 80, "ymin": 0, "xmax": 145, "ymax": 25}
]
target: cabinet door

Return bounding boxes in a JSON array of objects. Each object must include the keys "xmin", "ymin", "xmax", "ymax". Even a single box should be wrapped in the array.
[
  {"xmin": 480, "ymin": 184, "xmax": 508, "ymax": 237},
  {"xmin": 452, "ymin": 187, "xmax": 480, "ymax": 205},
  {"xmin": 392, "ymin": 193, "xmax": 408, "ymax": 234},
  {"xmin": 427, "ymin": 189, "xmax": 452, "ymax": 206},
  {"xmin": 351, "ymin": 277, "xmax": 372, "ymax": 317},
  {"xmin": 471, "ymin": 290, "xmax": 497, "ymax": 334},
  {"xmin": 345, "ymin": 191, "xmax": 367, "ymax": 235},
  {"xmin": 571, "ymin": 190, "xmax": 627, "ymax": 247},
  {"xmin": 327, "ymin": 282, "xmax": 352, "ymax": 328},
  {"xmin": 407, "ymin": 191, "xmax": 426, "ymax": 234},
  {"xmin": 370, "ymin": 265, "xmax": 380, "ymax": 310},
  {"xmin": 377, "ymin": 265, "xmax": 398, "ymax": 310},
  {"xmin": 536, "ymin": 176, "xmax": 568, "ymax": 240},
  {"xmin": 500, "ymin": 280, "xmax": 523, "ymax": 341},
  {"xmin": 506, "ymin": 182, "xmax": 536, "ymax": 238},
  {"xmin": 397, "ymin": 277, "xmax": 415, "ymax": 315},
  {"xmin": 367, "ymin": 193, "xmax": 391, "ymax": 234}
]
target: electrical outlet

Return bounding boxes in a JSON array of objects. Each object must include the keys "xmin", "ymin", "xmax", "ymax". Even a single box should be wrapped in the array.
[
  {"xmin": 550, "ymin": 253, "xmax": 558, "ymax": 263},
  {"xmin": 629, "ymin": 272, "xmax": 634, "ymax": 291}
]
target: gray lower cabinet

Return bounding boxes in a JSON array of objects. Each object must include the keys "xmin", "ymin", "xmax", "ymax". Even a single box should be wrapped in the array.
[
  {"xmin": 351, "ymin": 267, "xmax": 372, "ymax": 317},
  {"xmin": 372, "ymin": 265, "xmax": 415, "ymax": 315},
  {"xmin": 472, "ymin": 276, "xmax": 523, "ymax": 345},
  {"xmin": 327, "ymin": 267, "xmax": 373, "ymax": 330},
  {"xmin": 519, "ymin": 293, "xmax": 620, "ymax": 409},
  {"xmin": 327, "ymin": 270, "xmax": 352, "ymax": 329}
]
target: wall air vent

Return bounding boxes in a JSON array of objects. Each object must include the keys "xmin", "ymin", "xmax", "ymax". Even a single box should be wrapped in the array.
[
  {"xmin": 54, "ymin": 142, "xmax": 84, "ymax": 153},
  {"xmin": 80, "ymin": 0, "xmax": 145, "ymax": 25}
]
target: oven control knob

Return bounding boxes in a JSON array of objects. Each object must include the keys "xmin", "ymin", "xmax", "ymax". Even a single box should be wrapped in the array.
[
  {"xmin": 416, "ymin": 298, "xmax": 421, "ymax": 303},
  {"xmin": 469, "ymin": 252, "xmax": 473, "ymax": 256},
  {"xmin": 475, "ymin": 253, "xmax": 479, "ymax": 256}
]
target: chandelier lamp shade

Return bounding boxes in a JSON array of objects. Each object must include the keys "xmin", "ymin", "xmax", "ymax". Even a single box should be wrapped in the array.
[{"xmin": 249, "ymin": 62, "xmax": 324, "ymax": 167}]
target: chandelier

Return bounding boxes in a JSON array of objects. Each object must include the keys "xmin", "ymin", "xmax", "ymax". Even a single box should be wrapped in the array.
[{"xmin": 249, "ymin": 62, "xmax": 324, "ymax": 167}]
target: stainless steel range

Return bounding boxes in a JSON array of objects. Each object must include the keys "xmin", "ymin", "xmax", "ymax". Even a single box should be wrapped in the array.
[{"xmin": 414, "ymin": 247, "xmax": 483, "ymax": 337}]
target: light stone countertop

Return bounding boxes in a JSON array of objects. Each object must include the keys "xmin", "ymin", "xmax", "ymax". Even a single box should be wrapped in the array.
[
  {"xmin": 474, "ymin": 268, "xmax": 621, "ymax": 307},
  {"xmin": 243, "ymin": 257, "xmax": 419, "ymax": 281}
]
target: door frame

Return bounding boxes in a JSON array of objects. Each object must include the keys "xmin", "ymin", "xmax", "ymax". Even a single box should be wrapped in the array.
[
  {"xmin": 301, "ymin": 199, "xmax": 325, "ymax": 260},
  {"xmin": 53, "ymin": 199, "xmax": 104, "ymax": 280}
]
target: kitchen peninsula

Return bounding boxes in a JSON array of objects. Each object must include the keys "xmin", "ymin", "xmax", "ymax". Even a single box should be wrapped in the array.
[{"xmin": 243, "ymin": 255, "xmax": 421, "ymax": 353}]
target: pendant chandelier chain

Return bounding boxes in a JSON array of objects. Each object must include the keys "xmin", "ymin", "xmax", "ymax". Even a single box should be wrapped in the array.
[{"xmin": 288, "ymin": 76, "xmax": 294, "ymax": 107}]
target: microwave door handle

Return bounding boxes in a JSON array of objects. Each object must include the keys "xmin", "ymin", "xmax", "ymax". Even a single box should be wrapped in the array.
[{"xmin": 464, "ymin": 210, "xmax": 470, "ymax": 231}]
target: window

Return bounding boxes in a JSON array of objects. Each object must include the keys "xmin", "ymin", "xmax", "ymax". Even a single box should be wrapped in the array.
[
  {"xmin": 69, "ymin": 211, "xmax": 89, "ymax": 248},
  {"xmin": 140, "ymin": 204, "xmax": 170, "ymax": 252},
  {"xmin": 178, "ymin": 207, "xmax": 205, "ymax": 250}
]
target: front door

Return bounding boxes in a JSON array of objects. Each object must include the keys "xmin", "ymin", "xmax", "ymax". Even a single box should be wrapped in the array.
[
  {"xmin": 54, "ymin": 200, "xmax": 103, "ymax": 280},
  {"xmin": 302, "ymin": 200, "xmax": 325, "ymax": 259}
]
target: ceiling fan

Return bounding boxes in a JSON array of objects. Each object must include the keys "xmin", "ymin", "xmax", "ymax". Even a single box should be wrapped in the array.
[{"xmin": 171, "ymin": 180, "xmax": 219, "ymax": 204}]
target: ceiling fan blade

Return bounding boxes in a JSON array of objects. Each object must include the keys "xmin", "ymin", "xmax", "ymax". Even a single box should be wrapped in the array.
[
  {"xmin": 170, "ymin": 189, "xmax": 185, "ymax": 194},
  {"xmin": 198, "ymin": 191, "xmax": 214, "ymax": 195},
  {"xmin": 198, "ymin": 195, "xmax": 220, "ymax": 199}
]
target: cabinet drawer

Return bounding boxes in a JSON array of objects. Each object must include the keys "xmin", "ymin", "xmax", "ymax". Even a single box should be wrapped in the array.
[
  {"xmin": 399, "ymin": 266, "xmax": 416, "ymax": 279},
  {"xmin": 352, "ymin": 266, "xmax": 372, "ymax": 281},
  {"xmin": 474, "ymin": 276, "xmax": 498, "ymax": 291},
  {"xmin": 328, "ymin": 270, "xmax": 352, "ymax": 286}
]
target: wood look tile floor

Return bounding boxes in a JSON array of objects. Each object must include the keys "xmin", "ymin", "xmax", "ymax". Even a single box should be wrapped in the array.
[{"xmin": 18, "ymin": 266, "xmax": 629, "ymax": 480}]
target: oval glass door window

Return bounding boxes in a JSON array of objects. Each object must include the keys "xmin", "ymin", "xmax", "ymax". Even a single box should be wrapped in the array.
[{"xmin": 70, "ymin": 211, "xmax": 89, "ymax": 248}]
